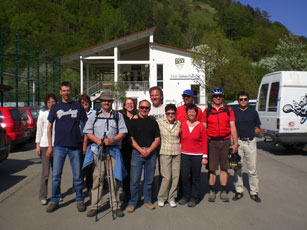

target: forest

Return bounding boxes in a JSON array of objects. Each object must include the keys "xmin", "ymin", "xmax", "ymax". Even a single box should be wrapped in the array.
[{"xmin": 0, "ymin": 0, "xmax": 306, "ymax": 101}]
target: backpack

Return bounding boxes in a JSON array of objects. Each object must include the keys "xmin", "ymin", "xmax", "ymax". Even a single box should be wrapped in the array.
[
  {"xmin": 93, "ymin": 110, "xmax": 119, "ymax": 133},
  {"xmin": 206, "ymin": 104, "xmax": 230, "ymax": 120}
]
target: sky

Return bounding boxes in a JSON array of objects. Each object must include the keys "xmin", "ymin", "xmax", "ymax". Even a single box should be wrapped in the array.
[{"xmin": 236, "ymin": 0, "xmax": 307, "ymax": 37}]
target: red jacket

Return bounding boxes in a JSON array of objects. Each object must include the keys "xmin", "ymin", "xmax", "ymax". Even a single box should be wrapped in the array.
[
  {"xmin": 180, "ymin": 121, "xmax": 208, "ymax": 158},
  {"xmin": 202, "ymin": 105, "xmax": 235, "ymax": 140},
  {"xmin": 175, "ymin": 105, "xmax": 202, "ymax": 124}
]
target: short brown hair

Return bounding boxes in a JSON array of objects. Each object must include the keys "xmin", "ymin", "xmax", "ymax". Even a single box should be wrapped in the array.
[
  {"xmin": 44, "ymin": 93, "xmax": 58, "ymax": 107},
  {"xmin": 78, "ymin": 94, "xmax": 91, "ymax": 104}
]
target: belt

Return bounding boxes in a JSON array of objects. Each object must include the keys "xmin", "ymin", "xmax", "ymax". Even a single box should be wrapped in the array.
[{"xmin": 239, "ymin": 136, "xmax": 254, "ymax": 141}]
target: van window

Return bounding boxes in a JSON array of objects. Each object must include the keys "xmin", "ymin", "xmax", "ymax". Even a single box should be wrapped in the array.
[
  {"xmin": 268, "ymin": 82, "xmax": 280, "ymax": 112},
  {"xmin": 0, "ymin": 111, "xmax": 3, "ymax": 122},
  {"xmin": 10, "ymin": 109, "xmax": 22, "ymax": 122},
  {"xmin": 30, "ymin": 109, "xmax": 38, "ymax": 119},
  {"xmin": 258, "ymin": 84, "xmax": 268, "ymax": 111}
]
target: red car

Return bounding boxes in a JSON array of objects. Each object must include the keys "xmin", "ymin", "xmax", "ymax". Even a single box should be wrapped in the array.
[
  {"xmin": 19, "ymin": 108, "xmax": 39, "ymax": 139},
  {"xmin": 0, "ymin": 107, "xmax": 31, "ymax": 152},
  {"xmin": 0, "ymin": 125, "xmax": 8, "ymax": 162}
]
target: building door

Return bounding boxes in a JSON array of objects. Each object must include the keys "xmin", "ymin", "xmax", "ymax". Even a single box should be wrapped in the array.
[{"xmin": 191, "ymin": 85, "xmax": 200, "ymax": 104}]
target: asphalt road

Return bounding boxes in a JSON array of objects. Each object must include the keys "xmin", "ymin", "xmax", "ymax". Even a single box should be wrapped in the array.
[{"xmin": 0, "ymin": 141, "xmax": 306, "ymax": 230}]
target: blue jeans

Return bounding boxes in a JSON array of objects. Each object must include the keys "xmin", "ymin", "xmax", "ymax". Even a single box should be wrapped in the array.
[
  {"xmin": 51, "ymin": 146, "xmax": 84, "ymax": 203},
  {"xmin": 129, "ymin": 149, "xmax": 156, "ymax": 206}
]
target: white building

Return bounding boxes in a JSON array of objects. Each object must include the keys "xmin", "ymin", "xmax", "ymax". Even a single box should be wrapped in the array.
[{"xmin": 60, "ymin": 27, "xmax": 206, "ymax": 109}]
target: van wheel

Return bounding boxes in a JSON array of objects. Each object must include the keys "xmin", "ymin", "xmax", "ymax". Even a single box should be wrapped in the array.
[{"xmin": 7, "ymin": 136, "xmax": 12, "ymax": 153}]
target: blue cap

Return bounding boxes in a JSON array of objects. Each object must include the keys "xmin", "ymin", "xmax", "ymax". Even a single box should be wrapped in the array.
[{"xmin": 182, "ymin": 89, "xmax": 194, "ymax": 96}]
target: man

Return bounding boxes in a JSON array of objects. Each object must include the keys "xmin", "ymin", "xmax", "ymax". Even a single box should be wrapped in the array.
[
  {"xmin": 148, "ymin": 86, "xmax": 165, "ymax": 201},
  {"xmin": 83, "ymin": 90, "xmax": 127, "ymax": 217},
  {"xmin": 176, "ymin": 89, "xmax": 202, "ymax": 123},
  {"xmin": 46, "ymin": 81, "xmax": 87, "ymax": 213},
  {"xmin": 202, "ymin": 88, "xmax": 238, "ymax": 202},
  {"xmin": 149, "ymin": 86, "xmax": 165, "ymax": 119},
  {"xmin": 126, "ymin": 100, "xmax": 161, "ymax": 213},
  {"xmin": 233, "ymin": 91, "xmax": 262, "ymax": 203}
]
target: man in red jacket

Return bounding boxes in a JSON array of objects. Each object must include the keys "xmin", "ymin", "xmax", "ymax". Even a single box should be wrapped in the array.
[
  {"xmin": 203, "ymin": 88, "xmax": 238, "ymax": 202},
  {"xmin": 175, "ymin": 89, "xmax": 202, "ymax": 123}
]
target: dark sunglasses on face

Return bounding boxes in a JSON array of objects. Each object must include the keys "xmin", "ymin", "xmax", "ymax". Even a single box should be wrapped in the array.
[
  {"xmin": 139, "ymin": 106, "xmax": 150, "ymax": 110},
  {"xmin": 213, "ymin": 94, "xmax": 223, "ymax": 98},
  {"xmin": 239, "ymin": 98, "xmax": 248, "ymax": 101},
  {"xmin": 182, "ymin": 95, "xmax": 192, "ymax": 98},
  {"xmin": 101, "ymin": 100, "xmax": 112, "ymax": 103},
  {"xmin": 166, "ymin": 112, "xmax": 176, "ymax": 115}
]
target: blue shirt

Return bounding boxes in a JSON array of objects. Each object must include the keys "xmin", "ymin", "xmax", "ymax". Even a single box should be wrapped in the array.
[
  {"xmin": 234, "ymin": 107, "xmax": 261, "ymax": 138},
  {"xmin": 48, "ymin": 101, "xmax": 87, "ymax": 147}
]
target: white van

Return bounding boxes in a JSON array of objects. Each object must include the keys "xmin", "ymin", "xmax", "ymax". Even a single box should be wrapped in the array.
[{"xmin": 256, "ymin": 71, "xmax": 307, "ymax": 148}]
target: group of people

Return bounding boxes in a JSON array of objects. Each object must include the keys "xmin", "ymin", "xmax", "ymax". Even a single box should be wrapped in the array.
[{"xmin": 35, "ymin": 81, "xmax": 262, "ymax": 219}]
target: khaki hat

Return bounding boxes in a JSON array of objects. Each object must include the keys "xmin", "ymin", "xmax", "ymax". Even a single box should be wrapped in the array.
[{"xmin": 98, "ymin": 90, "xmax": 114, "ymax": 101}]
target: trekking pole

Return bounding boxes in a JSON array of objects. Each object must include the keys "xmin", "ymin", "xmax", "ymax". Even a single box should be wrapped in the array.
[
  {"xmin": 108, "ymin": 147, "xmax": 119, "ymax": 213},
  {"xmin": 105, "ymin": 143, "xmax": 116, "ymax": 220},
  {"xmin": 95, "ymin": 135, "xmax": 106, "ymax": 222}
]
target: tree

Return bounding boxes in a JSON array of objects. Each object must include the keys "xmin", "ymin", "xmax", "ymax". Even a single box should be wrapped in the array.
[{"xmin": 257, "ymin": 34, "xmax": 307, "ymax": 71}]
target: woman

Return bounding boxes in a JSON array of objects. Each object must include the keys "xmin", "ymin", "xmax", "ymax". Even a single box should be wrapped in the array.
[
  {"xmin": 157, "ymin": 104, "xmax": 181, "ymax": 208},
  {"xmin": 35, "ymin": 93, "xmax": 57, "ymax": 205},
  {"xmin": 78, "ymin": 94, "xmax": 95, "ymax": 195},
  {"xmin": 179, "ymin": 104, "xmax": 208, "ymax": 207},
  {"xmin": 121, "ymin": 98, "xmax": 138, "ymax": 202}
]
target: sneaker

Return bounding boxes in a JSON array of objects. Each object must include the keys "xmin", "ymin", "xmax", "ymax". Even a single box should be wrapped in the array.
[
  {"xmin": 126, "ymin": 205, "xmax": 135, "ymax": 213},
  {"xmin": 187, "ymin": 200, "xmax": 197, "ymax": 207},
  {"xmin": 144, "ymin": 203, "xmax": 156, "ymax": 210},
  {"xmin": 169, "ymin": 200, "xmax": 177, "ymax": 208},
  {"xmin": 232, "ymin": 192, "xmax": 244, "ymax": 201},
  {"xmin": 158, "ymin": 201, "xmax": 165, "ymax": 207},
  {"xmin": 46, "ymin": 203, "xmax": 59, "ymax": 213},
  {"xmin": 40, "ymin": 198, "xmax": 47, "ymax": 205},
  {"xmin": 77, "ymin": 202, "xmax": 86, "ymax": 212},
  {"xmin": 220, "ymin": 191, "xmax": 230, "ymax": 202},
  {"xmin": 87, "ymin": 209, "xmax": 98, "ymax": 217},
  {"xmin": 250, "ymin": 194, "xmax": 262, "ymax": 203},
  {"xmin": 178, "ymin": 198, "xmax": 188, "ymax": 205},
  {"xmin": 208, "ymin": 190, "xmax": 216, "ymax": 202},
  {"xmin": 115, "ymin": 209, "xmax": 125, "ymax": 217}
]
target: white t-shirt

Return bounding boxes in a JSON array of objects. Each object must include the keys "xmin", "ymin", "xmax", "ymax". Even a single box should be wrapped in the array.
[{"xmin": 149, "ymin": 104, "xmax": 165, "ymax": 120}]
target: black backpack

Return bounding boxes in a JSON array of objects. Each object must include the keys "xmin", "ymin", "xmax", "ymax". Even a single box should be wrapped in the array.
[{"xmin": 93, "ymin": 110, "xmax": 119, "ymax": 133}]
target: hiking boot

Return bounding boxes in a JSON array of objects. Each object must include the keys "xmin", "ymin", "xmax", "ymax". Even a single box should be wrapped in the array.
[
  {"xmin": 250, "ymin": 194, "xmax": 262, "ymax": 203},
  {"xmin": 178, "ymin": 198, "xmax": 188, "ymax": 205},
  {"xmin": 144, "ymin": 203, "xmax": 156, "ymax": 210},
  {"xmin": 115, "ymin": 209, "xmax": 125, "ymax": 217},
  {"xmin": 187, "ymin": 200, "xmax": 197, "ymax": 207},
  {"xmin": 220, "ymin": 191, "xmax": 230, "ymax": 202},
  {"xmin": 77, "ymin": 202, "xmax": 86, "ymax": 212},
  {"xmin": 46, "ymin": 203, "xmax": 59, "ymax": 213},
  {"xmin": 87, "ymin": 209, "xmax": 98, "ymax": 217},
  {"xmin": 126, "ymin": 205, "xmax": 135, "ymax": 213},
  {"xmin": 232, "ymin": 192, "xmax": 244, "ymax": 201},
  {"xmin": 208, "ymin": 190, "xmax": 216, "ymax": 202}
]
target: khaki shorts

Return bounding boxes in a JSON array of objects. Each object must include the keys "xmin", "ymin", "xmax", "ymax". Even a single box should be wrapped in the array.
[{"xmin": 208, "ymin": 139, "xmax": 231, "ymax": 171}]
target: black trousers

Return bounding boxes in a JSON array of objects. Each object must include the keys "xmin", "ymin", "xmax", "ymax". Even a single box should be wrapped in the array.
[{"xmin": 180, "ymin": 154, "xmax": 202, "ymax": 201}]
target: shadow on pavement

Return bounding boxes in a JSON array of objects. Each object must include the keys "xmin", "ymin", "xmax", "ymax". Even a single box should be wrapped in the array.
[
  {"xmin": 257, "ymin": 141, "xmax": 307, "ymax": 156},
  {"xmin": 0, "ymin": 158, "xmax": 37, "ymax": 193}
]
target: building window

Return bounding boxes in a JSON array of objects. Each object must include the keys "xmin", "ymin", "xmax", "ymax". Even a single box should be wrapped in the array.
[
  {"xmin": 258, "ymin": 83, "xmax": 268, "ymax": 111},
  {"xmin": 157, "ymin": 64, "xmax": 163, "ymax": 89}
]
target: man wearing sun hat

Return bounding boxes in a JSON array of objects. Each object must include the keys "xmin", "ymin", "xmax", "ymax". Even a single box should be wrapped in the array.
[{"xmin": 175, "ymin": 89, "xmax": 202, "ymax": 123}]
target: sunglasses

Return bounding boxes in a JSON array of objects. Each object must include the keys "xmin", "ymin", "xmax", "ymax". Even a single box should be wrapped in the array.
[
  {"xmin": 239, "ymin": 98, "xmax": 248, "ymax": 101},
  {"xmin": 101, "ymin": 100, "xmax": 112, "ymax": 103},
  {"xmin": 182, "ymin": 95, "xmax": 192, "ymax": 98},
  {"xmin": 166, "ymin": 112, "xmax": 176, "ymax": 116},
  {"xmin": 139, "ymin": 106, "xmax": 150, "ymax": 110},
  {"xmin": 213, "ymin": 94, "xmax": 223, "ymax": 98}
]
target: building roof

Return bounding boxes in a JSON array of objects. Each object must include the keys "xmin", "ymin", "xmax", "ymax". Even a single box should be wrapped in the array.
[{"xmin": 60, "ymin": 27, "xmax": 156, "ymax": 67}]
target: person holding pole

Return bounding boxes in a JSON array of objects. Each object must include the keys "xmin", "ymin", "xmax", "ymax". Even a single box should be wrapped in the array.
[{"xmin": 83, "ymin": 90, "xmax": 127, "ymax": 218}]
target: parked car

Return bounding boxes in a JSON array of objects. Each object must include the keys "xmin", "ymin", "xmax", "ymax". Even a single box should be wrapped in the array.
[
  {"xmin": 0, "ymin": 107, "xmax": 31, "ymax": 152},
  {"xmin": 19, "ymin": 107, "xmax": 39, "ymax": 139},
  {"xmin": 0, "ymin": 125, "xmax": 8, "ymax": 162}
]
